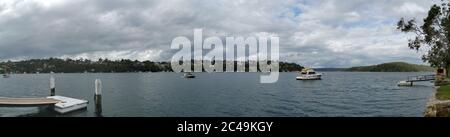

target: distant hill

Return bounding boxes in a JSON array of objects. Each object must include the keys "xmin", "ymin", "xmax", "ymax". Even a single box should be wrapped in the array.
[
  {"xmin": 345, "ymin": 62, "xmax": 434, "ymax": 72},
  {"xmin": 314, "ymin": 68, "xmax": 347, "ymax": 71}
]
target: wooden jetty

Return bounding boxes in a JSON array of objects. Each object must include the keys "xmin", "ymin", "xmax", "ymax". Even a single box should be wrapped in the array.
[
  {"xmin": 0, "ymin": 96, "xmax": 88, "ymax": 114},
  {"xmin": 0, "ymin": 97, "xmax": 60, "ymax": 107},
  {"xmin": 398, "ymin": 75, "xmax": 435, "ymax": 86},
  {"xmin": 0, "ymin": 76, "xmax": 91, "ymax": 114},
  {"xmin": 406, "ymin": 75, "xmax": 436, "ymax": 82}
]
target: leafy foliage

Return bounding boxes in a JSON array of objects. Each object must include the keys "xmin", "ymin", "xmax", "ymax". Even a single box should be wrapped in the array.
[{"xmin": 397, "ymin": 0, "xmax": 450, "ymax": 76}]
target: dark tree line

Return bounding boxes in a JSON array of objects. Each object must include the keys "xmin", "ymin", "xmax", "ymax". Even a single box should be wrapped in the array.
[
  {"xmin": 0, "ymin": 58, "xmax": 171, "ymax": 73},
  {"xmin": 346, "ymin": 62, "xmax": 434, "ymax": 72},
  {"xmin": 0, "ymin": 58, "xmax": 303, "ymax": 73}
]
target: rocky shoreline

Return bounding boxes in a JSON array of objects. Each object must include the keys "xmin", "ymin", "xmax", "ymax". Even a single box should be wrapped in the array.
[{"xmin": 424, "ymin": 86, "xmax": 450, "ymax": 117}]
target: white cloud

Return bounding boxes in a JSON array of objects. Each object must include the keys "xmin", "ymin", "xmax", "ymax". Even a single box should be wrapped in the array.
[
  {"xmin": 0, "ymin": 0, "xmax": 440, "ymax": 67},
  {"xmin": 397, "ymin": 2, "xmax": 427, "ymax": 14},
  {"xmin": 60, "ymin": 49, "xmax": 163, "ymax": 61}
]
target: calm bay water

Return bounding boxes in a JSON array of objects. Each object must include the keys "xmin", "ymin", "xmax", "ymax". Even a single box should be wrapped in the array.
[{"xmin": 0, "ymin": 72, "xmax": 434, "ymax": 117}]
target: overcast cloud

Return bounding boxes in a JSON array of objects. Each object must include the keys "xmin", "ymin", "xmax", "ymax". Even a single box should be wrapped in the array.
[{"xmin": 0, "ymin": 0, "xmax": 439, "ymax": 67}]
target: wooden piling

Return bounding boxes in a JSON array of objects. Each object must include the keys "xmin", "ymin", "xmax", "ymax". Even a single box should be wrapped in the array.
[
  {"xmin": 95, "ymin": 79, "xmax": 102, "ymax": 115},
  {"xmin": 50, "ymin": 76, "xmax": 55, "ymax": 96}
]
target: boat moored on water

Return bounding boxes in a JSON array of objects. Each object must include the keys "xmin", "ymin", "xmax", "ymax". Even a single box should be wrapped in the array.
[
  {"xmin": 184, "ymin": 72, "xmax": 195, "ymax": 78},
  {"xmin": 296, "ymin": 68, "xmax": 322, "ymax": 80},
  {"xmin": 2, "ymin": 74, "xmax": 9, "ymax": 78},
  {"xmin": 397, "ymin": 80, "xmax": 413, "ymax": 86}
]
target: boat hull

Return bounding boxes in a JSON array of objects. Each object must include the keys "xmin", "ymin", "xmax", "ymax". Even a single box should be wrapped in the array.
[
  {"xmin": 47, "ymin": 96, "xmax": 88, "ymax": 114},
  {"xmin": 397, "ymin": 81, "xmax": 413, "ymax": 86},
  {"xmin": 296, "ymin": 75, "xmax": 322, "ymax": 80},
  {"xmin": 184, "ymin": 73, "xmax": 196, "ymax": 78}
]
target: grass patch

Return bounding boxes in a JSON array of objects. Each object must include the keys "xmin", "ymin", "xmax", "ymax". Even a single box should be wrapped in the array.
[{"xmin": 437, "ymin": 85, "xmax": 450, "ymax": 100}]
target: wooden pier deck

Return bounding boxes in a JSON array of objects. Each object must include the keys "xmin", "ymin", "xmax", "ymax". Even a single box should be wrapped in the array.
[
  {"xmin": 0, "ymin": 77, "xmax": 93, "ymax": 114},
  {"xmin": 406, "ymin": 75, "xmax": 436, "ymax": 82},
  {"xmin": 398, "ymin": 75, "xmax": 436, "ymax": 86},
  {"xmin": 0, "ymin": 97, "xmax": 60, "ymax": 107}
]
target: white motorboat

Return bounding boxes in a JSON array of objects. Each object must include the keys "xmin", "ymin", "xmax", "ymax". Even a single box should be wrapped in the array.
[{"xmin": 296, "ymin": 68, "xmax": 322, "ymax": 80}]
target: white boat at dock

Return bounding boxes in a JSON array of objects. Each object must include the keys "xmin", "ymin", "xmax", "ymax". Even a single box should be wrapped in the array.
[
  {"xmin": 296, "ymin": 68, "xmax": 322, "ymax": 80},
  {"xmin": 47, "ymin": 96, "xmax": 88, "ymax": 114},
  {"xmin": 397, "ymin": 80, "xmax": 413, "ymax": 86}
]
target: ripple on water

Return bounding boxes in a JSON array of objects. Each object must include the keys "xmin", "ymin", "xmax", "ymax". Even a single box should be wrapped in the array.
[
  {"xmin": 0, "ymin": 108, "xmax": 39, "ymax": 117},
  {"xmin": 0, "ymin": 72, "xmax": 435, "ymax": 117}
]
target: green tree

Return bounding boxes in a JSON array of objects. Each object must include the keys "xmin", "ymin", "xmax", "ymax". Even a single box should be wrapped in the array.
[{"xmin": 397, "ymin": 0, "xmax": 450, "ymax": 77}]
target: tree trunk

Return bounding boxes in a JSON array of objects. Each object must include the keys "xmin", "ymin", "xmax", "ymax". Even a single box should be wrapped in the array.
[{"xmin": 447, "ymin": 66, "xmax": 450, "ymax": 78}]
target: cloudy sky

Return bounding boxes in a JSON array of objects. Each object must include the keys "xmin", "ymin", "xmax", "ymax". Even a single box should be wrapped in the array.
[{"xmin": 0, "ymin": 0, "xmax": 439, "ymax": 67}]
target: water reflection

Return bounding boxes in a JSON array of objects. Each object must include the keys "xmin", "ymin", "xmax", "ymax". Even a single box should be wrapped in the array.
[{"xmin": 0, "ymin": 72, "xmax": 435, "ymax": 117}]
